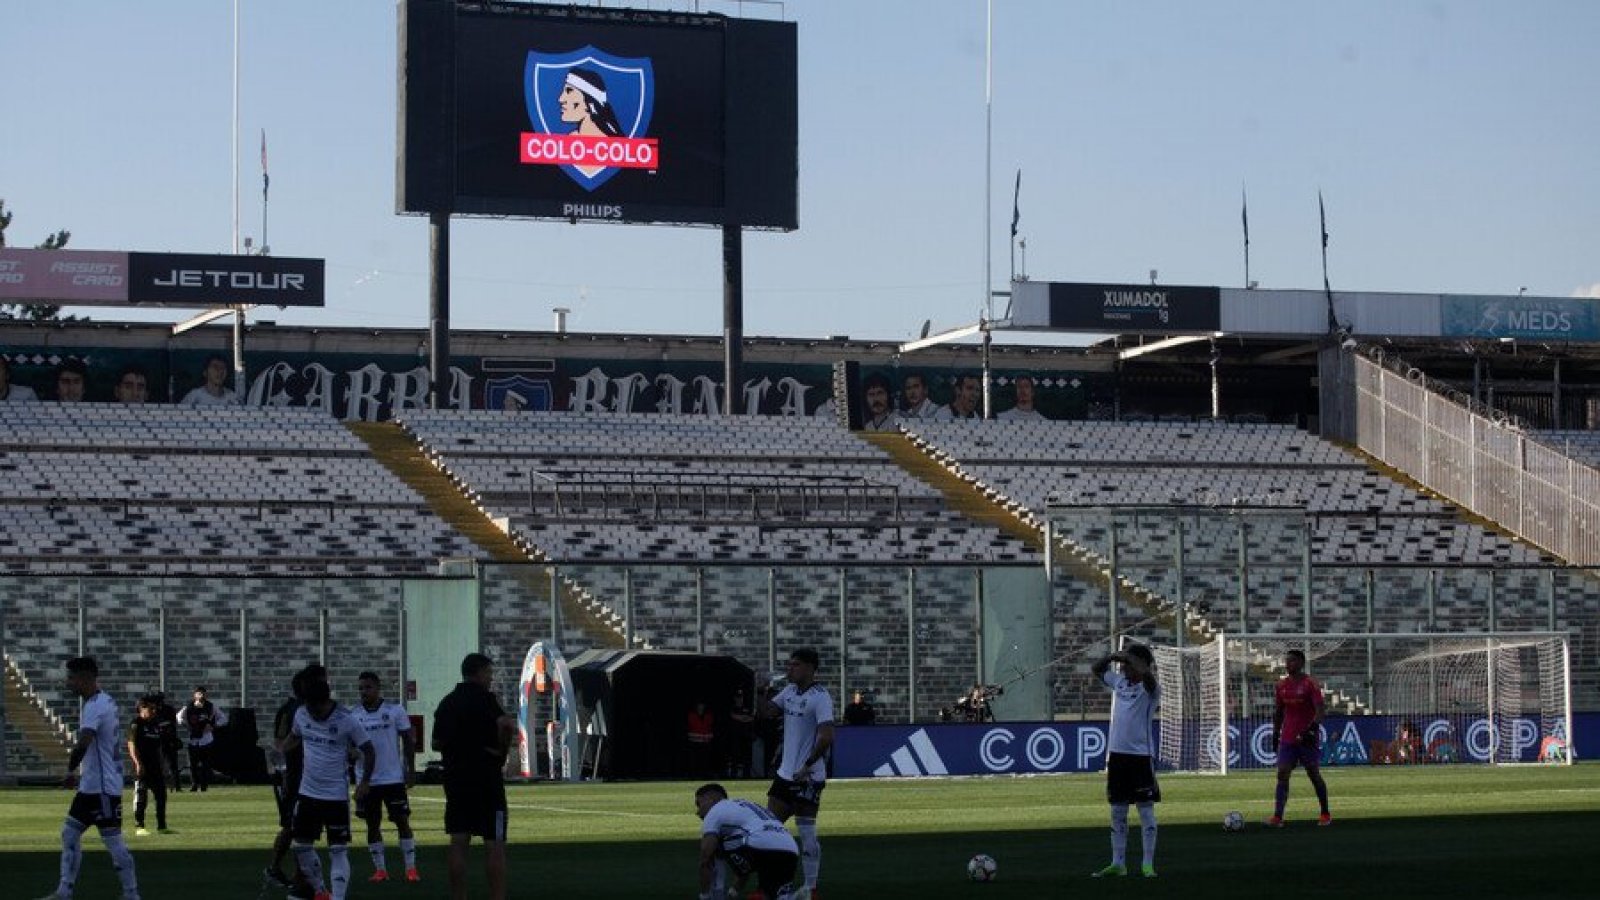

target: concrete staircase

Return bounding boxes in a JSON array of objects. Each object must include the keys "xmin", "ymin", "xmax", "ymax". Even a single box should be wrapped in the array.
[
  {"xmin": 871, "ymin": 430, "xmax": 1370, "ymax": 715},
  {"xmin": 346, "ymin": 421, "xmax": 628, "ymax": 651},
  {"xmin": 3, "ymin": 655, "xmax": 70, "ymax": 780},
  {"xmin": 865, "ymin": 430, "xmax": 1201, "ymax": 632}
]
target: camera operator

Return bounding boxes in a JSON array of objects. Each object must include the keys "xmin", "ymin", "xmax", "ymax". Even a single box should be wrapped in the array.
[{"xmin": 940, "ymin": 684, "xmax": 1001, "ymax": 723}]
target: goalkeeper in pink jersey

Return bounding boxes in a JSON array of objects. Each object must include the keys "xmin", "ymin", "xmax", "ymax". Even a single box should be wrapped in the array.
[{"xmin": 1268, "ymin": 649, "xmax": 1331, "ymax": 827}]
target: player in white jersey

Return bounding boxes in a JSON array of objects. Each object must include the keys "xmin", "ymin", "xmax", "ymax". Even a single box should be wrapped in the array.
[
  {"xmin": 351, "ymin": 671, "xmax": 418, "ymax": 884},
  {"xmin": 35, "ymin": 656, "xmax": 140, "ymax": 900},
  {"xmin": 763, "ymin": 648, "xmax": 834, "ymax": 898},
  {"xmin": 280, "ymin": 677, "xmax": 375, "ymax": 900},
  {"xmin": 1089, "ymin": 644, "xmax": 1161, "ymax": 879},
  {"xmin": 696, "ymin": 783, "xmax": 799, "ymax": 900}
]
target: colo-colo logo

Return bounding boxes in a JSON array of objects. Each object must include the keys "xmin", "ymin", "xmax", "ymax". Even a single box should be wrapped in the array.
[
  {"xmin": 1102, "ymin": 290, "xmax": 1169, "ymax": 309},
  {"xmin": 523, "ymin": 46, "xmax": 657, "ymax": 192}
]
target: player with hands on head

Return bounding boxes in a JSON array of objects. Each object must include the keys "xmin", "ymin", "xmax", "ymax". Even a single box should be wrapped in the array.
[
  {"xmin": 1088, "ymin": 644, "xmax": 1161, "ymax": 879},
  {"xmin": 1268, "ymin": 648, "xmax": 1332, "ymax": 827}
]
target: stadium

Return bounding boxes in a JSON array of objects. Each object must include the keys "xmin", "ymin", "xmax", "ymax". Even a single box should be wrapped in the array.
[{"xmin": 3, "ymin": 2, "xmax": 1599, "ymax": 898}]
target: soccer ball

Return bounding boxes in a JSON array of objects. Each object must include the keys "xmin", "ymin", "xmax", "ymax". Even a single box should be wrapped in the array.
[
  {"xmin": 1222, "ymin": 810, "xmax": 1246, "ymax": 832},
  {"xmin": 966, "ymin": 853, "xmax": 998, "ymax": 882}
]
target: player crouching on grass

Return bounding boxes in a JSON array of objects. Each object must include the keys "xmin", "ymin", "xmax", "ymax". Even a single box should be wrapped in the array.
[
  {"xmin": 1089, "ymin": 644, "xmax": 1160, "ymax": 879},
  {"xmin": 696, "ymin": 783, "xmax": 800, "ymax": 900},
  {"xmin": 1269, "ymin": 648, "xmax": 1332, "ymax": 827}
]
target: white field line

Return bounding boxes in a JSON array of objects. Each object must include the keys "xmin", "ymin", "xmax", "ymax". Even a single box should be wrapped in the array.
[{"xmin": 410, "ymin": 795, "xmax": 669, "ymax": 819}]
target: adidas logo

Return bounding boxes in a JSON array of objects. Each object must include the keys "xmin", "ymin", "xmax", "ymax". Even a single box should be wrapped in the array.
[{"xmin": 872, "ymin": 728, "xmax": 948, "ymax": 777}]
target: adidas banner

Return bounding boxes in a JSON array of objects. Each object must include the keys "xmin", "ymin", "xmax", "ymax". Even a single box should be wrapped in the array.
[
  {"xmin": 835, "ymin": 723, "xmax": 1114, "ymax": 778},
  {"xmin": 834, "ymin": 714, "xmax": 1597, "ymax": 778}
]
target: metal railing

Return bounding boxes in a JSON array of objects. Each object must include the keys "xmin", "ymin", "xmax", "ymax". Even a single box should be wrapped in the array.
[{"xmin": 1325, "ymin": 346, "xmax": 1600, "ymax": 566}]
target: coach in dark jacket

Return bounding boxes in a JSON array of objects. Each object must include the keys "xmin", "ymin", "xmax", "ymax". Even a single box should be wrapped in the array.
[{"xmin": 433, "ymin": 653, "xmax": 515, "ymax": 900}]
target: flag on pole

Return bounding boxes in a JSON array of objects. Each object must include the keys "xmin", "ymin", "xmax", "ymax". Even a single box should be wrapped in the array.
[
  {"xmin": 1319, "ymin": 190, "xmax": 1338, "ymax": 333},
  {"xmin": 260, "ymin": 129, "xmax": 269, "ymax": 198},
  {"xmin": 1241, "ymin": 186, "xmax": 1249, "ymax": 247},
  {"xmin": 1241, "ymin": 183, "xmax": 1251, "ymax": 289},
  {"xmin": 1318, "ymin": 190, "xmax": 1329, "ymax": 250},
  {"xmin": 1010, "ymin": 170, "xmax": 1022, "ymax": 239}
]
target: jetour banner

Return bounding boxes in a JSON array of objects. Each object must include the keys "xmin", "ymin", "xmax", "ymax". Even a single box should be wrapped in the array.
[{"xmin": 0, "ymin": 248, "xmax": 325, "ymax": 308}]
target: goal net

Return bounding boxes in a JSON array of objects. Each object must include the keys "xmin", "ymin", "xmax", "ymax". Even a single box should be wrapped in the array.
[
  {"xmin": 1367, "ymin": 634, "xmax": 1572, "ymax": 765},
  {"xmin": 1130, "ymin": 632, "xmax": 1571, "ymax": 771},
  {"xmin": 1119, "ymin": 637, "xmax": 1229, "ymax": 774}
]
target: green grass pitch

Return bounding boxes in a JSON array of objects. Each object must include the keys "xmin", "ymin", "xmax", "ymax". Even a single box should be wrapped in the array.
[{"xmin": 3, "ymin": 765, "xmax": 1598, "ymax": 898}]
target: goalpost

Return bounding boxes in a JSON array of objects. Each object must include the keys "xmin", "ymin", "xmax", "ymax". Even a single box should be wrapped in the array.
[
  {"xmin": 1120, "ymin": 636, "xmax": 1229, "ymax": 774},
  {"xmin": 1128, "ymin": 632, "xmax": 1572, "ymax": 772}
]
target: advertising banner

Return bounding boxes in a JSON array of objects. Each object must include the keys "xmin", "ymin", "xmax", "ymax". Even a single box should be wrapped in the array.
[
  {"xmin": 1, "ymin": 341, "xmax": 1107, "ymax": 422},
  {"xmin": 126, "ymin": 252, "xmax": 325, "ymax": 308},
  {"xmin": 0, "ymin": 249, "xmax": 129, "ymax": 303},
  {"xmin": 1046, "ymin": 282, "xmax": 1222, "ymax": 334},
  {"xmin": 1441, "ymin": 294, "xmax": 1600, "ymax": 341},
  {"xmin": 0, "ymin": 249, "xmax": 324, "ymax": 308},
  {"xmin": 833, "ymin": 713, "xmax": 1596, "ymax": 778}
]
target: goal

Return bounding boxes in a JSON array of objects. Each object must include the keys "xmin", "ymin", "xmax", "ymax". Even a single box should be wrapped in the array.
[
  {"xmin": 1119, "ymin": 636, "xmax": 1229, "ymax": 774},
  {"xmin": 1127, "ymin": 632, "xmax": 1572, "ymax": 771}
]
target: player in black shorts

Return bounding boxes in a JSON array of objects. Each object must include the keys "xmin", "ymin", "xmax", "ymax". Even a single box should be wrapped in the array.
[
  {"xmin": 764, "ymin": 649, "xmax": 835, "ymax": 896},
  {"xmin": 1090, "ymin": 645, "xmax": 1162, "ymax": 879},
  {"xmin": 35, "ymin": 656, "xmax": 141, "ymax": 900},
  {"xmin": 264, "ymin": 665, "xmax": 326, "ymax": 899},
  {"xmin": 127, "ymin": 696, "xmax": 170, "ymax": 835},
  {"xmin": 280, "ymin": 675, "xmax": 374, "ymax": 900}
]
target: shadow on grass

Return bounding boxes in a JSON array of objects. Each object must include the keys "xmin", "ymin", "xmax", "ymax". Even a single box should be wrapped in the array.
[{"xmin": 4, "ymin": 812, "xmax": 1598, "ymax": 899}]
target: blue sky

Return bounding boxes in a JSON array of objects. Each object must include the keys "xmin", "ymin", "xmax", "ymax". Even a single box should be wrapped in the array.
[{"xmin": 3, "ymin": 1, "xmax": 1597, "ymax": 342}]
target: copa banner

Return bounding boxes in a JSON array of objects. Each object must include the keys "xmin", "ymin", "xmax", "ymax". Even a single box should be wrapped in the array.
[{"xmin": 832, "ymin": 713, "xmax": 1597, "ymax": 778}]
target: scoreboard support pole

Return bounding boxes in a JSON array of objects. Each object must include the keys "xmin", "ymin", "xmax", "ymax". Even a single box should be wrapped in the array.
[
  {"xmin": 429, "ymin": 211, "xmax": 451, "ymax": 410},
  {"xmin": 722, "ymin": 223, "xmax": 743, "ymax": 417}
]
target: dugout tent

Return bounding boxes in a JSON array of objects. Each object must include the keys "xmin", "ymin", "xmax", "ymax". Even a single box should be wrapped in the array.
[{"xmin": 568, "ymin": 649, "xmax": 754, "ymax": 780}]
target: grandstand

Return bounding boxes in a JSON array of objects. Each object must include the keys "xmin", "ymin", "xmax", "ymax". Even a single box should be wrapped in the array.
[
  {"xmin": 0, "ymin": 331, "xmax": 1596, "ymax": 779},
  {"xmin": 395, "ymin": 410, "xmax": 1038, "ymax": 726},
  {"xmin": 896, "ymin": 417, "xmax": 1598, "ymax": 711},
  {"xmin": 0, "ymin": 403, "xmax": 485, "ymax": 772},
  {"xmin": 0, "ymin": 403, "xmax": 478, "ymax": 574},
  {"xmin": 902, "ymin": 418, "xmax": 1549, "ymax": 567},
  {"xmin": 1536, "ymin": 430, "xmax": 1600, "ymax": 469},
  {"xmin": 397, "ymin": 410, "xmax": 1034, "ymax": 564}
]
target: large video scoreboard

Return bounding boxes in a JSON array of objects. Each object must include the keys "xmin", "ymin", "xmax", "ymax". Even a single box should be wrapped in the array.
[{"xmin": 397, "ymin": 0, "xmax": 798, "ymax": 230}]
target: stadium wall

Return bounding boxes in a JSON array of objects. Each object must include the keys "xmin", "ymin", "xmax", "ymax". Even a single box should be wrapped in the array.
[
  {"xmin": 6, "ymin": 564, "xmax": 1594, "ymax": 777},
  {"xmin": 0, "ymin": 575, "xmax": 416, "ymax": 756},
  {"xmin": 477, "ymin": 563, "xmax": 1003, "ymax": 726}
]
